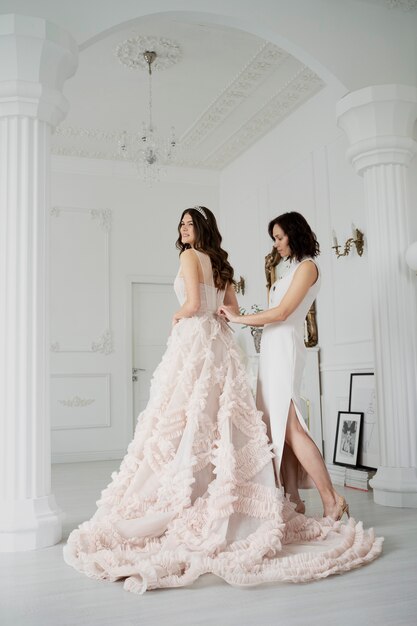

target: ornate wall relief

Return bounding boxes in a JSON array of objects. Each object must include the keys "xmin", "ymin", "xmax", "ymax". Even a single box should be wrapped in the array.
[{"xmin": 51, "ymin": 373, "xmax": 111, "ymax": 430}]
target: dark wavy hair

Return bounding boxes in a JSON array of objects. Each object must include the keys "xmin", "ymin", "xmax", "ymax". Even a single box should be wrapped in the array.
[
  {"xmin": 268, "ymin": 211, "xmax": 320, "ymax": 261},
  {"xmin": 176, "ymin": 206, "xmax": 234, "ymax": 290}
]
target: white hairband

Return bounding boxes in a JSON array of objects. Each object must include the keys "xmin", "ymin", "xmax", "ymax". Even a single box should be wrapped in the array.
[{"xmin": 193, "ymin": 206, "xmax": 207, "ymax": 220}]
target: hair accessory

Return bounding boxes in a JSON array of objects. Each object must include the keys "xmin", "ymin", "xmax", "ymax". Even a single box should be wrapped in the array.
[{"xmin": 193, "ymin": 206, "xmax": 207, "ymax": 220}]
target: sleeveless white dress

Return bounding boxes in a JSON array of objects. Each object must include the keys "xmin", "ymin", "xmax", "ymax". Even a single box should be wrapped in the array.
[
  {"xmin": 64, "ymin": 250, "xmax": 382, "ymax": 593},
  {"xmin": 257, "ymin": 257, "xmax": 320, "ymax": 486}
]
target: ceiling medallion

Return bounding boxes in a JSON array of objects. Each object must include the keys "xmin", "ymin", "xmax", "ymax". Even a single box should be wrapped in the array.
[{"xmin": 115, "ymin": 35, "xmax": 181, "ymax": 71}]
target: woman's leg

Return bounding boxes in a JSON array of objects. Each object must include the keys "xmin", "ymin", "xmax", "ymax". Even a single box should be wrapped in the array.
[
  {"xmin": 281, "ymin": 443, "xmax": 305, "ymax": 513},
  {"xmin": 284, "ymin": 402, "xmax": 343, "ymax": 518}
]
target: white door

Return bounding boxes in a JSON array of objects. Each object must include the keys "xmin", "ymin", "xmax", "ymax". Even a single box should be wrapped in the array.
[{"xmin": 132, "ymin": 282, "xmax": 178, "ymax": 426}]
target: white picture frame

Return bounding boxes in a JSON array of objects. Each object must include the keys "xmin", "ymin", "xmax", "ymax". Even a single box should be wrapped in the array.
[{"xmin": 349, "ymin": 373, "xmax": 379, "ymax": 469}]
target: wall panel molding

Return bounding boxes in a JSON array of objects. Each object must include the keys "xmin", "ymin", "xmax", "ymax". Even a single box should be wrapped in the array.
[
  {"xmin": 51, "ymin": 373, "xmax": 111, "ymax": 430},
  {"xmin": 49, "ymin": 206, "xmax": 113, "ymax": 353}
]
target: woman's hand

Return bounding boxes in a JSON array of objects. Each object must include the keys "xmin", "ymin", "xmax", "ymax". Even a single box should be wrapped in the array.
[
  {"xmin": 218, "ymin": 305, "xmax": 240, "ymax": 324},
  {"xmin": 172, "ymin": 310, "xmax": 183, "ymax": 328}
]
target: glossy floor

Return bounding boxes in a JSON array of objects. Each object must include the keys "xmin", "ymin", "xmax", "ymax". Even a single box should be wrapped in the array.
[{"xmin": 1, "ymin": 460, "xmax": 416, "ymax": 626}]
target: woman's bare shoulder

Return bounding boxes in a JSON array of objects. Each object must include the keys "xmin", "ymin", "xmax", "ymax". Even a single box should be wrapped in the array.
[{"xmin": 180, "ymin": 248, "xmax": 198, "ymax": 266}]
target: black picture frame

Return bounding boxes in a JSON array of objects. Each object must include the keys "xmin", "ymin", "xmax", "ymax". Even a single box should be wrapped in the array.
[
  {"xmin": 333, "ymin": 411, "xmax": 363, "ymax": 468},
  {"xmin": 348, "ymin": 372, "xmax": 378, "ymax": 469}
]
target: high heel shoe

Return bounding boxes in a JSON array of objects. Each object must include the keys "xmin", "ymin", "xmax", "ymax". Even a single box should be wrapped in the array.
[{"xmin": 331, "ymin": 495, "xmax": 350, "ymax": 521}]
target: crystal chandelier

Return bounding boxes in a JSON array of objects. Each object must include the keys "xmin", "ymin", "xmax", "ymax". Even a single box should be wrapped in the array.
[{"xmin": 115, "ymin": 37, "xmax": 181, "ymax": 184}]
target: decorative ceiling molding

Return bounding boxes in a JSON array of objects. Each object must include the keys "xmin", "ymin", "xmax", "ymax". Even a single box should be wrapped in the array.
[
  {"xmin": 52, "ymin": 145, "xmax": 121, "ymax": 160},
  {"xmin": 51, "ymin": 141, "xmax": 215, "ymax": 168},
  {"xmin": 115, "ymin": 36, "xmax": 182, "ymax": 71},
  {"xmin": 52, "ymin": 49, "xmax": 324, "ymax": 170},
  {"xmin": 202, "ymin": 67, "xmax": 324, "ymax": 169},
  {"xmin": 54, "ymin": 126, "xmax": 121, "ymax": 141},
  {"xmin": 180, "ymin": 42, "xmax": 288, "ymax": 150},
  {"xmin": 385, "ymin": 0, "xmax": 417, "ymax": 9}
]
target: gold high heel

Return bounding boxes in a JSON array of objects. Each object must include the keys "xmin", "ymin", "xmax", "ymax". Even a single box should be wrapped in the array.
[{"xmin": 333, "ymin": 495, "xmax": 350, "ymax": 521}]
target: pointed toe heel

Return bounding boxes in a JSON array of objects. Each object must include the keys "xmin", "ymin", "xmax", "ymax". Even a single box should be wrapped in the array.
[
  {"xmin": 336, "ymin": 496, "xmax": 350, "ymax": 521},
  {"xmin": 326, "ymin": 495, "xmax": 350, "ymax": 522}
]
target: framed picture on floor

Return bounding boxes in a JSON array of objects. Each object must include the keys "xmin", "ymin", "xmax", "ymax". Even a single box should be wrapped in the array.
[
  {"xmin": 333, "ymin": 411, "xmax": 363, "ymax": 467},
  {"xmin": 349, "ymin": 372, "xmax": 379, "ymax": 469}
]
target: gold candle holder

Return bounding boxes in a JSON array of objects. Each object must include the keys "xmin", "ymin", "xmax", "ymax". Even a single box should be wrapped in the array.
[{"xmin": 332, "ymin": 228, "xmax": 364, "ymax": 258}]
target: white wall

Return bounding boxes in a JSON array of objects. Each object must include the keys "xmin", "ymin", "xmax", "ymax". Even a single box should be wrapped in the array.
[
  {"xmin": 218, "ymin": 83, "xmax": 387, "ymax": 462},
  {"xmin": 50, "ymin": 157, "xmax": 218, "ymax": 461},
  {"xmin": 49, "ymin": 96, "xmax": 417, "ymax": 466}
]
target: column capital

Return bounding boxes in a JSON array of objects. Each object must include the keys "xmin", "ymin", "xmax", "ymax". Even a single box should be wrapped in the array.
[
  {"xmin": 337, "ymin": 84, "xmax": 417, "ymax": 174},
  {"xmin": 0, "ymin": 14, "xmax": 78, "ymax": 126}
]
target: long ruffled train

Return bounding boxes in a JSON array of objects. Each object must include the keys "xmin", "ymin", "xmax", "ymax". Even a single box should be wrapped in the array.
[{"xmin": 64, "ymin": 314, "xmax": 383, "ymax": 593}]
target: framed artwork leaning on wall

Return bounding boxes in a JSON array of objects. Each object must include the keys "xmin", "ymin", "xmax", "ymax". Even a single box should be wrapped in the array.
[
  {"xmin": 333, "ymin": 411, "xmax": 363, "ymax": 468},
  {"xmin": 349, "ymin": 372, "xmax": 379, "ymax": 469}
]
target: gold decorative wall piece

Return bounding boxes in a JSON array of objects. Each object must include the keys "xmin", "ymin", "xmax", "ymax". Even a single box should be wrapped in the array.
[
  {"xmin": 304, "ymin": 301, "xmax": 318, "ymax": 347},
  {"xmin": 332, "ymin": 228, "xmax": 364, "ymax": 258},
  {"xmin": 265, "ymin": 246, "xmax": 280, "ymax": 292},
  {"xmin": 234, "ymin": 276, "xmax": 246, "ymax": 295}
]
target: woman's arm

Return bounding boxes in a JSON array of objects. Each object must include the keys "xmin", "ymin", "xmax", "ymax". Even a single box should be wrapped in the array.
[
  {"xmin": 219, "ymin": 261, "xmax": 318, "ymax": 326},
  {"xmin": 172, "ymin": 249, "xmax": 201, "ymax": 324}
]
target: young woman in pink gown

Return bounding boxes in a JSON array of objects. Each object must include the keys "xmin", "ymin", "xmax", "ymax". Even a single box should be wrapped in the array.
[{"xmin": 64, "ymin": 207, "xmax": 382, "ymax": 593}]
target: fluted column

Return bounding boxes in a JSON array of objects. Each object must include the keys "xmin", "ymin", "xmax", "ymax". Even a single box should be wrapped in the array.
[
  {"xmin": 0, "ymin": 15, "xmax": 78, "ymax": 550},
  {"xmin": 337, "ymin": 85, "xmax": 417, "ymax": 507}
]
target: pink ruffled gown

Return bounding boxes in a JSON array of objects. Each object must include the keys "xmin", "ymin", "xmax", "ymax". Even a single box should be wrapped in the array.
[{"xmin": 64, "ymin": 249, "xmax": 383, "ymax": 593}]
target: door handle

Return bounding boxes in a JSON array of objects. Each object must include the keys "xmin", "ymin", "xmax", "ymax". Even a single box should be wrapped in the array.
[{"xmin": 132, "ymin": 367, "xmax": 145, "ymax": 382}]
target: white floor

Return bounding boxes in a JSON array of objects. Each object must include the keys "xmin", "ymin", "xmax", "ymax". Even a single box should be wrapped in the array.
[{"xmin": 1, "ymin": 460, "xmax": 417, "ymax": 626}]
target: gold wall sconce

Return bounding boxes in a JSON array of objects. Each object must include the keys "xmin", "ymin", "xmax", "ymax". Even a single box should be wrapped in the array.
[
  {"xmin": 234, "ymin": 276, "xmax": 246, "ymax": 295},
  {"xmin": 332, "ymin": 228, "xmax": 364, "ymax": 259}
]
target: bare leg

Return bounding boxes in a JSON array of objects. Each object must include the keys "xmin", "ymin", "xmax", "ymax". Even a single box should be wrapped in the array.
[
  {"xmin": 281, "ymin": 443, "xmax": 305, "ymax": 513},
  {"xmin": 284, "ymin": 402, "xmax": 343, "ymax": 518}
]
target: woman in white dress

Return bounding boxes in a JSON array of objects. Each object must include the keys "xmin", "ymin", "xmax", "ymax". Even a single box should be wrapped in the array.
[
  {"xmin": 64, "ymin": 207, "xmax": 382, "ymax": 593},
  {"xmin": 220, "ymin": 212, "xmax": 348, "ymax": 520}
]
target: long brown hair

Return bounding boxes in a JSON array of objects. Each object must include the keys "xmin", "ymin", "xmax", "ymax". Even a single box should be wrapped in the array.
[
  {"xmin": 268, "ymin": 211, "xmax": 320, "ymax": 261},
  {"xmin": 176, "ymin": 207, "xmax": 234, "ymax": 290}
]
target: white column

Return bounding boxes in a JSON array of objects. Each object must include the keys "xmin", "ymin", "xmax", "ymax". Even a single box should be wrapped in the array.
[
  {"xmin": 337, "ymin": 84, "xmax": 417, "ymax": 508},
  {"xmin": 0, "ymin": 15, "xmax": 78, "ymax": 550}
]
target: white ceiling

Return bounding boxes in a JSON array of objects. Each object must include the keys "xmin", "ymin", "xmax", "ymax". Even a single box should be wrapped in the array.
[{"xmin": 52, "ymin": 15, "xmax": 324, "ymax": 170}]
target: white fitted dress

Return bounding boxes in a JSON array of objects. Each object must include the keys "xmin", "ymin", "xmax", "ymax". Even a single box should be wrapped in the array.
[{"xmin": 257, "ymin": 257, "xmax": 321, "ymax": 487}]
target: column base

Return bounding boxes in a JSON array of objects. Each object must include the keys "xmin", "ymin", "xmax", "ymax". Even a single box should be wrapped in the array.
[
  {"xmin": 370, "ymin": 467, "xmax": 417, "ymax": 508},
  {"xmin": 0, "ymin": 495, "xmax": 63, "ymax": 552}
]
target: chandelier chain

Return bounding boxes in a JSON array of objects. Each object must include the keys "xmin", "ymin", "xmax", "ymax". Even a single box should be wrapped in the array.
[{"xmin": 148, "ymin": 68, "xmax": 153, "ymax": 130}]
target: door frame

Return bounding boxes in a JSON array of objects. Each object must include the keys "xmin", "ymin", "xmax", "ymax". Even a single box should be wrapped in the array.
[{"xmin": 125, "ymin": 274, "xmax": 175, "ymax": 440}]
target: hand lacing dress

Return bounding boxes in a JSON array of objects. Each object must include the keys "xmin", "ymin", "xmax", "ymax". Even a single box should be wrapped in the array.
[{"xmin": 64, "ymin": 249, "xmax": 383, "ymax": 593}]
